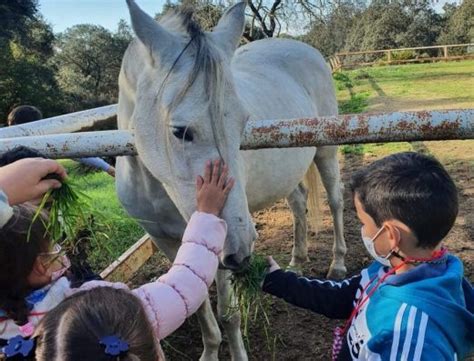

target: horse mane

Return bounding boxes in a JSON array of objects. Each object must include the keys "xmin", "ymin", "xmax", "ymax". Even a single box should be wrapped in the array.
[
  {"xmin": 159, "ymin": 7, "xmax": 203, "ymax": 39},
  {"xmin": 159, "ymin": 7, "xmax": 230, "ymax": 161}
]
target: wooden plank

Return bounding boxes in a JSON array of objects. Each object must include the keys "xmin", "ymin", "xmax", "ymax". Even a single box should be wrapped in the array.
[
  {"xmin": 337, "ymin": 54, "xmax": 474, "ymax": 70},
  {"xmin": 335, "ymin": 43, "xmax": 473, "ymax": 57},
  {"xmin": 100, "ymin": 234, "xmax": 157, "ymax": 282},
  {"xmin": 387, "ymin": 56, "xmax": 474, "ymax": 64},
  {"xmin": 336, "ymin": 49, "xmax": 387, "ymax": 56}
]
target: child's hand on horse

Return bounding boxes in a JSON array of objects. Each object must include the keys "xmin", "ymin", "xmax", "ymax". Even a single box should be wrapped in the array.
[{"xmin": 196, "ymin": 160, "xmax": 234, "ymax": 216}]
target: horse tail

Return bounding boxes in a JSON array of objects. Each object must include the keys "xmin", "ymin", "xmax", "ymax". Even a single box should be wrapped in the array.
[{"xmin": 303, "ymin": 162, "xmax": 323, "ymax": 234}]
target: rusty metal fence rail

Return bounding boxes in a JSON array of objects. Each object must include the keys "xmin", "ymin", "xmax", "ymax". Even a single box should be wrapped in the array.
[
  {"xmin": 1, "ymin": 106, "xmax": 472, "ymax": 281},
  {"xmin": 1, "ymin": 109, "xmax": 472, "ymax": 158}
]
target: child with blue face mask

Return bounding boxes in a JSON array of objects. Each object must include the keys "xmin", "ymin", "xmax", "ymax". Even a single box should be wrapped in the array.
[{"xmin": 262, "ymin": 152, "xmax": 474, "ymax": 361}]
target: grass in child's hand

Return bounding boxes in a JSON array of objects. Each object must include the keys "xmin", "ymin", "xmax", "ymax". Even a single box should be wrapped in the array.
[
  {"xmin": 231, "ymin": 254, "xmax": 268, "ymax": 306},
  {"xmin": 229, "ymin": 254, "xmax": 275, "ymax": 354},
  {"xmin": 29, "ymin": 178, "xmax": 93, "ymax": 248}
]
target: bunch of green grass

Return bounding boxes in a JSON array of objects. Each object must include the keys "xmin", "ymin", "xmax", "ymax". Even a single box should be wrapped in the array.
[
  {"xmin": 229, "ymin": 254, "xmax": 275, "ymax": 353},
  {"xmin": 30, "ymin": 178, "xmax": 94, "ymax": 247}
]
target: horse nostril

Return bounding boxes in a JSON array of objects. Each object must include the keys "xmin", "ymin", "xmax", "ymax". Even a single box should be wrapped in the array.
[
  {"xmin": 223, "ymin": 254, "xmax": 241, "ymax": 271},
  {"xmin": 241, "ymin": 256, "xmax": 251, "ymax": 270}
]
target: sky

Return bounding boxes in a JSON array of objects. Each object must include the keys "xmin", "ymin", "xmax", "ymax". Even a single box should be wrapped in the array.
[
  {"xmin": 38, "ymin": 0, "xmax": 457, "ymax": 34},
  {"xmin": 38, "ymin": 0, "xmax": 166, "ymax": 33}
]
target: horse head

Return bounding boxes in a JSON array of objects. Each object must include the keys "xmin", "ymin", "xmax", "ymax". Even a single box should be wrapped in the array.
[{"xmin": 124, "ymin": 0, "xmax": 256, "ymax": 270}]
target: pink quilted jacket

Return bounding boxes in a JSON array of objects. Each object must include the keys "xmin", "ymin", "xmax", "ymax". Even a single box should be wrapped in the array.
[
  {"xmin": 74, "ymin": 211, "xmax": 227, "ymax": 340},
  {"xmin": 1, "ymin": 211, "xmax": 226, "ymax": 361}
]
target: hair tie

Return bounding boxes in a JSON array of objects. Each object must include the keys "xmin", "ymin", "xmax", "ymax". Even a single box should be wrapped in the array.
[
  {"xmin": 99, "ymin": 335, "xmax": 129, "ymax": 357},
  {"xmin": 18, "ymin": 322, "xmax": 35, "ymax": 338},
  {"xmin": 1, "ymin": 335, "xmax": 35, "ymax": 359}
]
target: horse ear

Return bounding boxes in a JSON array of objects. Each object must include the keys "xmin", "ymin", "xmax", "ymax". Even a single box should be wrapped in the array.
[
  {"xmin": 126, "ymin": 0, "xmax": 177, "ymax": 64},
  {"xmin": 211, "ymin": 2, "xmax": 246, "ymax": 54}
]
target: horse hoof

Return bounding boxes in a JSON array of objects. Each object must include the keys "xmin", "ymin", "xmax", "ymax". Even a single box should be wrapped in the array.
[
  {"xmin": 326, "ymin": 267, "xmax": 347, "ymax": 280},
  {"xmin": 289, "ymin": 256, "xmax": 310, "ymax": 267},
  {"xmin": 199, "ymin": 353, "xmax": 219, "ymax": 361},
  {"xmin": 286, "ymin": 264, "xmax": 303, "ymax": 275}
]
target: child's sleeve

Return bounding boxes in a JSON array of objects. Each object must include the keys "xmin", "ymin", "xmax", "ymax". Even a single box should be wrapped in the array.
[
  {"xmin": 133, "ymin": 212, "xmax": 226, "ymax": 340},
  {"xmin": 75, "ymin": 157, "xmax": 111, "ymax": 172},
  {"xmin": 262, "ymin": 270, "xmax": 361, "ymax": 319}
]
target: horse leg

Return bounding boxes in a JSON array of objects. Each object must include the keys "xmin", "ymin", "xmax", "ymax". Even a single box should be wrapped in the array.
[
  {"xmin": 149, "ymin": 236, "xmax": 222, "ymax": 361},
  {"xmin": 196, "ymin": 298, "xmax": 222, "ymax": 361},
  {"xmin": 287, "ymin": 183, "xmax": 310, "ymax": 269},
  {"xmin": 314, "ymin": 146, "xmax": 347, "ymax": 279},
  {"xmin": 216, "ymin": 270, "xmax": 248, "ymax": 361}
]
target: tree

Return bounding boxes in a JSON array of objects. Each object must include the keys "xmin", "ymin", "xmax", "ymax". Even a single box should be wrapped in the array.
[
  {"xmin": 303, "ymin": 1, "xmax": 364, "ymax": 58},
  {"xmin": 0, "ymin": 0, "xmax": 38, "ymax": 42},
  {"xmin": 0, "ymin": 1, "xmax": 63, "ymax": 123},
  {"xmin": 396, "ymin": 1, "xmax": 443, "ymax": 48},
  {"xmin": 54, "ymin": 24, "xmax": 132, "ymax": 111},
  {"xmin": 438, "ymin": 0, "xmax": 474, "ymax": 47},
  {"xmin": 344, "ymin": 1, "xmax": 409, "ymax": 52}
]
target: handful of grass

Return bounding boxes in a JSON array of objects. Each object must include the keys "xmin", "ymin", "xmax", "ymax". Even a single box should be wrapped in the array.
[
  {"xmin": 229, "ymin": 254, "xmax": 274, "ymax": 351},
  {"xmin": 30, "ymin": 178, "xmax": 91, "ymax": 245}
]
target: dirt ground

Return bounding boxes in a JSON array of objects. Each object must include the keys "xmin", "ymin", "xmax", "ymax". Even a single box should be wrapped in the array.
[{"xmin": 130, "ymin": 140, "xmax": 473, "ymax": 361}]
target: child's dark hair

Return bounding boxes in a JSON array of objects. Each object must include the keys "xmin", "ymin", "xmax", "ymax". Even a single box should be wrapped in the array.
[
  {"xmin": 349, "ymin": 152, "xmax": 458, "ymax": 249},
  {"xmin": 0, "ymin": 146, "xmax": 45, "ymax": 167},
  {"xmin": 35, "ymin": 287, "xmax": 160, "ymax": 361},
  {"xmin": 7, "ymin": 105, "xmax": 42, "ymax": 126},
  {"xmin": 0, "ymin": 205, "xmax": 50, "ymax": 325}
]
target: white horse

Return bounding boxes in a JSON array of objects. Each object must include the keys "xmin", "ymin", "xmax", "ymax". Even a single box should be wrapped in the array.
[{"xmin": 116, "ymin": 1, "xmax": 346, "ymax": 359}]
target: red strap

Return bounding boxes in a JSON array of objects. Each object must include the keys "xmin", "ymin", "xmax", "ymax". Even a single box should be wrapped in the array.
[
  {"xmin": 0, "ymin": 311, "xmax": 48, "ymax": 323},
  {"xmin": 28, "ymin": 311, "xmax": 47, "ymax": 317}
]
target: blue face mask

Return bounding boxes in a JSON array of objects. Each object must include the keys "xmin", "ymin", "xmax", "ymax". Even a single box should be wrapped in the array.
[{"xmin": 361, "ymin": 226, "xmax": 394, "ymax": 267}]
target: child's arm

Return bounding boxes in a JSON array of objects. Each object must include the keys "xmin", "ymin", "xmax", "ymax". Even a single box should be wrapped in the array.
[
  {"xmin": 262, "ymin": 257, "xmax": 361, "ymax": 319},
  {"xmin": 134, "ymin": 212, "xmax": 226, "ymax": 339},
  {"xmin": 133, "ymin": 160, "xmax": 234, "ymax": 340},
  {"xmin": 75, "ymin": 157, "xmax": 114, "ymax": 176}
]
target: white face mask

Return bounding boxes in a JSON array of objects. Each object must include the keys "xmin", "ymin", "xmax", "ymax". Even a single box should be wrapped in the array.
[{"xmin": 361, "ymin": 226, "xmax": 393, "ymax": 267}]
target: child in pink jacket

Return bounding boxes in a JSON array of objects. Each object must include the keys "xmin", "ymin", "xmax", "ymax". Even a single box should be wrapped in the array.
[{"xmin": 0, "ymin": 160, "xmax": 234, "ymax": 361}]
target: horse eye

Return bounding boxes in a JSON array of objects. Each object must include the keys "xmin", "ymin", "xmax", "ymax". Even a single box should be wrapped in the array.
[{"xmin": 171, "ymin": 127, "xmax": 193, "ymax": 142}]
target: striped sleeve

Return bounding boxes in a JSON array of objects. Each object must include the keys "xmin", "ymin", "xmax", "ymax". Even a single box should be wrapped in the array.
[{"xmin": 262, "ymin": 270, "xmax": 361, "ymax": 319}]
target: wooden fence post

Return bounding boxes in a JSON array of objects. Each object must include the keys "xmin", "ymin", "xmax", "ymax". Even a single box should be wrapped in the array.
[{"xmin": 336, "ymin": 55, "xmax": 342, "ymax": 71}]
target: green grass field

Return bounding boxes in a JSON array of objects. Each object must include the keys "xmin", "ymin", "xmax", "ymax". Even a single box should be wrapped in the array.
[
  {"xmin": 71, "ymin": 60, "xmax": 474, "ymax": 271},
  {"xmin": 61, "ymin": 161, "xmax": 143, "ymax": 270},
  {"xmin": 335, "ymin": 60, "xmax": 474, "ymax": 113},
  {"xmin": 335, "ymin": 60, "xmax": 474, "ymax": 156}
]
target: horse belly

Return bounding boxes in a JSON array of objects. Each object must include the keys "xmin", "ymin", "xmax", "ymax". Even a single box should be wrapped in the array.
[{"xmin": 242, "ymin": 147, "xmax": 315, "ymax": 212}]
